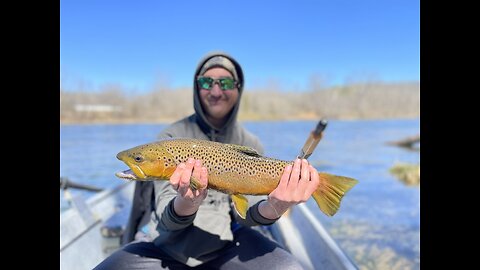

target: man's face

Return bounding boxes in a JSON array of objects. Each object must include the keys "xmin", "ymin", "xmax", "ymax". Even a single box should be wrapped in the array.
[{"xmin": 199, "ymin": 67, "xmax": 239, "ymax": 124}]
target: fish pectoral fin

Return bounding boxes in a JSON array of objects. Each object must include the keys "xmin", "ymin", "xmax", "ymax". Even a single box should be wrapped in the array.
[
  {"xmin": 189, "ymin": 176, "xmax": 206, "ymax": 191},
  {"xmin": 231, "ymin": 194, "xmax": 249, "ymax": 219},
  {"xmin": 227, "ymin": 144, "xmax": 262, "ymax": 157}
]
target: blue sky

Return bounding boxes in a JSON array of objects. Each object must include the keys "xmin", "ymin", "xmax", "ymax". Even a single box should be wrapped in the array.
[{"xmin": 60, "ymin": 0, "xmax": 419, "ymax": 92}]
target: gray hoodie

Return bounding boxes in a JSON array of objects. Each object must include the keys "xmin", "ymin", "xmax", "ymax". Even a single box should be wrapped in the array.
[{"xmin": 146, "ymin": 52, "xmax": 279, "ymax": 266}]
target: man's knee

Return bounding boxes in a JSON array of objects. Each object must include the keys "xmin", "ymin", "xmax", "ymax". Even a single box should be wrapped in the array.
[
  {"xmin": 270, "ymin": 248, "xmax": 305, "ymax": 270},
  {"xmin": 281, "ymin": 259, "xmax": 305, "ymax": 270}
]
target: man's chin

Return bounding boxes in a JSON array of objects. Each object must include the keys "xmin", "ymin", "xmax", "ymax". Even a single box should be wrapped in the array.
[{"xmin": 207, "ymin": 107, "xmax": 230, "ymax": 118}]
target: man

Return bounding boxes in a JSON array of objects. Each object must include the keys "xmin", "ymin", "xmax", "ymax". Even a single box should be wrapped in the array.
[{"xmin": 94, "ymin": 52, "xmax": 319, "ymax": 269}]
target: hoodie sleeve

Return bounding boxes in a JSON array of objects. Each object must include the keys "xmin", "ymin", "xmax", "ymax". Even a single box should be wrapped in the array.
[{"xmin": 151, "ymin": 181, "xmax": 197, "ymax": 231}]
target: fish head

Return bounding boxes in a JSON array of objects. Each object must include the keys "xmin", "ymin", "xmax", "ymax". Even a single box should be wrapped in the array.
[{"xmin": 115, "ymin": 142, "xmax": 176, "ymax": 181}]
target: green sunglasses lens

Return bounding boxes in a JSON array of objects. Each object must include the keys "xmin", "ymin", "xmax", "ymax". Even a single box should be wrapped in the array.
[
  {"xmin": 219, "ymin": 78, "xmax": 235, "ymax": 90},
  {"xmin": 198, "ymin": 77, "xmax": 214, "ymax": 89}
]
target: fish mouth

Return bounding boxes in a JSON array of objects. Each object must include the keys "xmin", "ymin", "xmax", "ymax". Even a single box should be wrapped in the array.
[
  {"xmin": 115, "ymin": 162, "xmax": 147, "ymax": 180},
  {"xmin": 115, "ymin": 169, "xmax": 138, "ymax": 180}
]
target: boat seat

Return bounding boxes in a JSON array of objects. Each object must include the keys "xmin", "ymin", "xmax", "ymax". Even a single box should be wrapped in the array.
[
  {"xmin": 100, "ymin": 208, "xmax": 129, "ymax": 237},
  {"xmin": 100, "ymin": 206, "xmax": 131, "ymax": 256}
]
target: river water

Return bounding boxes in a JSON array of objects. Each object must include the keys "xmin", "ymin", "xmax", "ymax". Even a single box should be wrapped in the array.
[{"xmin": 60, "ymin": 118, "xmax": 420, "ymax": 269}]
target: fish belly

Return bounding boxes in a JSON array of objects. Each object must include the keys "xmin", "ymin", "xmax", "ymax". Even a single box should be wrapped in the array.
[{"xmin": 206, "ymin": 158, "xmax": 289, "ymax": 195}]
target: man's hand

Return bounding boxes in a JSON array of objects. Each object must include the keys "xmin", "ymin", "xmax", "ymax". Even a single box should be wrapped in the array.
[
  {"xmin": 170, "ymin": 158, "xmax": 208, "ymax": 216},
  {"xmin": 260, "ymin": 158, "xmax": 320, "ymax": 219}
]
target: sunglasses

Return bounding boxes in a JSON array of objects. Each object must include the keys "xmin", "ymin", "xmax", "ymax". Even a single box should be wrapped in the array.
[{"xmin": 197, "ymin": 76, "xmax": 239, "ymax": 90}]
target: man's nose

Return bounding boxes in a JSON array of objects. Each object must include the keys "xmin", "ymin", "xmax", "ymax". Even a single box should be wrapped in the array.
[{"xmin": 209, "ymin": 83, "xmax": 223, "ymax": 96}]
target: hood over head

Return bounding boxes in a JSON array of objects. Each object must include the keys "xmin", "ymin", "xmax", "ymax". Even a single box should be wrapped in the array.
[{"xmin": 193, "ymin": 52, "xmax": 245, "ymax": 141}]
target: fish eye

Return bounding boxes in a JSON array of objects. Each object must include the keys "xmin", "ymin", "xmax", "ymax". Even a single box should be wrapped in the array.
[{"xmin": 134, "ymin": 155, "xmax": 144, "ymax": 163}]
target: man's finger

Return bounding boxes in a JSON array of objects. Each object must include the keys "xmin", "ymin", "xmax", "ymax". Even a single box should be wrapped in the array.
[
  {"xmin": 303, "ymin": 165, "xmax": 320, "ymax": 201},
  {"xmin": 170, "ymin": 163, "xmax": 185, "ymax": 190},
  {"xmin": 180, "ymin": 158, "xmax": 195, "ymax": 187},
  {"xmin": 176, "ymin": 159, "xmax": 194, "ymax": 196},
  {"xmin": 277, "ymin": 164, "xmax": 292, "ymax": 191},
  {"xmin": 199, "ymin": 166, "xmax": 208, "ymax": 190},
  {"xmin": 288, "ymin": 159, "xmax": 301, "ymax": 190},
  {"xmin": 297, "ymin": 159, "xmax": 310, "ymax": 197},
  {"xmin": 192, "ymin": 160, "xmax": 202, "ymax": 187}
]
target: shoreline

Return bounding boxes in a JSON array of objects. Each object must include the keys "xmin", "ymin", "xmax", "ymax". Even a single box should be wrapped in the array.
[{"xmin": 60, "ymin": 115, "xmax": 419, "ymax": 125}]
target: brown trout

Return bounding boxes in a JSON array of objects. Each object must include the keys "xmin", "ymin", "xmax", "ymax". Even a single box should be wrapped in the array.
[{"xmin": 115, "ymin": 138, "xmax": 358, "ymax": 218}]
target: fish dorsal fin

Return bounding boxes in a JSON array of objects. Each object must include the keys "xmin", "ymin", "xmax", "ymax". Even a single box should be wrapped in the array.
[{"xmin": 226, "ymin": 144, "xmax": 262, "ymax": 157}]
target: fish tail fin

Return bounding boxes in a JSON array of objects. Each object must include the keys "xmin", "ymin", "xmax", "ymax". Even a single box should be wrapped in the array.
[{"xmin": 312, "ymin": 173, "xmax": 358, "ymax": 216}]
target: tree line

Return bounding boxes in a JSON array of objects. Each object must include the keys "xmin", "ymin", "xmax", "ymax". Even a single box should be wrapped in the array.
[{"xmin": 60, "ymin": 81, "xmax": 419, "ymax": 124}]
